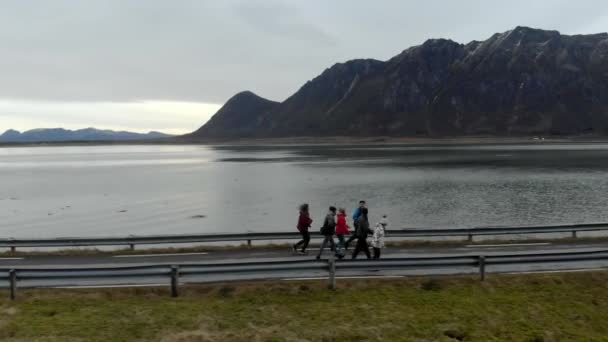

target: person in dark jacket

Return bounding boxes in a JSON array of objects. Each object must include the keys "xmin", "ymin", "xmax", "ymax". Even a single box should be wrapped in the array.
[
  {"xmin": 316, "ymin": 206, "xmax": 337, "ymax": 260},
  {"xmin": 345, "ymin": 200, "xmax": 366, "ymax": 250},
  {"xmin": 352, "ymin": 207, "xmax": 372, "ymax": 259},
  {"xmin": 293, "ymin": 203, "xmax": 313, "ymax": 254}
]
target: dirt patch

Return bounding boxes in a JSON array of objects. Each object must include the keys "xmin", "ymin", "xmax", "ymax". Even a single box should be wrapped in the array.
[{"xmin": 0, "ymin": 305, "xmax": 17, "ymax": 329}]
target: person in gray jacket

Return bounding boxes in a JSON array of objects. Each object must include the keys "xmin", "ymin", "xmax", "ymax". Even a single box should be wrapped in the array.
[
  {"xmin": 352, "ymin": 208, "xmax": 373, "ymax": 259},
  {"xmin": 316, "ymin": 206, "xmax": 337, "ymax": 260}
]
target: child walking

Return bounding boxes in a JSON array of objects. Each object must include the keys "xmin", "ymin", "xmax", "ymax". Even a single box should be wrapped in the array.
[
  {"xmin": 335, "ymin": 208, "xmax": 350, "ymax": 259},
  {"xmin": 371, "ymin": 215, "xmax": 388, "ymax": 259},
  {"xmin": 293, "ymin": 203, "xmax": 313, "ymax": 254},
  {"xmin": 316, "ymin": 206, "xmax": 337, "ymax": 260}
]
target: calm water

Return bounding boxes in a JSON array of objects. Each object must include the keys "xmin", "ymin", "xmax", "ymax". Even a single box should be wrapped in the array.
[{"xmin": 1, "ymin": 143, "xmax": 608, "ymax": 238}]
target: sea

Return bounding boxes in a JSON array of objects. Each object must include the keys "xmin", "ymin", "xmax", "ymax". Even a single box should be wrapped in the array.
[{"xmin": 2, "ymin": 143, "xmax": 608, "ymax": 238}]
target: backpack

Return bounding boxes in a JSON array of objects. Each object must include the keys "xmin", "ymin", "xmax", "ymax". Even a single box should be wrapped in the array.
[{"xmin": 320, "ymin": 214, "xmax": 335, "ymax": 235}]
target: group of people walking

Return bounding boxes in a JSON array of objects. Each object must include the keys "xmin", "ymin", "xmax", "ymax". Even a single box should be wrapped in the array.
[{"xmin": 293, "ymin": 200, "xmax": 388, "ymax": 260}]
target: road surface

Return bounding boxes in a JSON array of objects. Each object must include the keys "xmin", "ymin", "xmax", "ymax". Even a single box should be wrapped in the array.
[{"xmin": 1, "ymin": 241, "xmax": 607, "ymax": 289}]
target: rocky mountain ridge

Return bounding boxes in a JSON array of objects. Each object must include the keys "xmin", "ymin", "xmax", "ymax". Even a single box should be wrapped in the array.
[{"xmin": 192, "ymin": 26, "xmax": 608, "ymax": 138}]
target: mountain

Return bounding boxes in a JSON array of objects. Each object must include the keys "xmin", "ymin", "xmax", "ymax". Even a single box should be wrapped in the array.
[
  {"xmin": 193, "ymin": 91, "xmax": 280, "ymax": 137},
  {"xmin": 0, "ymin": 128, "xmax": 173, "ymax": 143},
  {"xmin": 191, "ymin": 26, "xmax": 608, "ymax": 138}
]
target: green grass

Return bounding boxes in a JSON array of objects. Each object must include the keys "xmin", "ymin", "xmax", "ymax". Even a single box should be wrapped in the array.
[{"xmin": 1, "ymin": 272, "xmax": 608, "ymax": 341}]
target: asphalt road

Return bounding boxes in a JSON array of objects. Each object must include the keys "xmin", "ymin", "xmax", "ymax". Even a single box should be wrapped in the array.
[{"xmin": 1, "ymin": 241, "xmax": 607, "ymax": 289}]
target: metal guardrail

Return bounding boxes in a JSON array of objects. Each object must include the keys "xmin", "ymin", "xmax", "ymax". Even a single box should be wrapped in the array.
[
  {"xmin": 2, "ymin": 222, "xmax": 608, "ymax": 251},
  {"xmin": 2, "ymin": 249, "xmax": 608, "ymax": 300}
]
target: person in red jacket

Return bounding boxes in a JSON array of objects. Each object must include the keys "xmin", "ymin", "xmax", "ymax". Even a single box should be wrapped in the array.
[
  {"xmin": 293, "ymin": 203, "xmax": 313, "ymax": 254},
  {"xmin": 334, "ymin": 208, "xmax": 350, "ymax": 259}
]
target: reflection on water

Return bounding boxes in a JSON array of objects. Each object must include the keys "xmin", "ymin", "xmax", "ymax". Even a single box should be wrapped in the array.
[{"xmin": 1, "ymin": 143, "xmax": 608, "ymax": 238}]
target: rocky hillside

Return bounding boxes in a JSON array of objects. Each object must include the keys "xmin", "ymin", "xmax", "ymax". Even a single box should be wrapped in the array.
[
  {"xmin": 0, "ymin": 128, "xmax": 172, "ymax": 143},
  {"xmin": 192, "ymin": 26, "xmax": 608, "ymax": 138},
  {"xmin": 192, "ymin": 91, "xmax": 279, "ymax": 138}
]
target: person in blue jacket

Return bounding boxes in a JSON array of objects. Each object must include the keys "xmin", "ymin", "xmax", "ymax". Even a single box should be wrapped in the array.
[{"xmin": 345, "ymin": 200, "xmax": 366, "ymax": 250}]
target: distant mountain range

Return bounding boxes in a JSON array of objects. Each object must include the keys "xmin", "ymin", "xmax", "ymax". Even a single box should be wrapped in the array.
[
  {"xmin": 0, "ymin": 128, "xmax": 172, "ymax": 143},
  {"xmin": 189, "ymin": 26, "xmax": 608, "ymax": 138}
]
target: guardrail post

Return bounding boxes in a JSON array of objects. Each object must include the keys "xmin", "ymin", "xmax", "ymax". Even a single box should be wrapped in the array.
[
  {"xmin": 129, "ymin": 243, "xmax": 135, "ymax": 251},
  {"xmin": 9, "ymin": 269, "xmax": 16, "ymax": 300},
  {"xmin": 170, "ymin": 265, "xmax": 179, "ymax": 298},
  {"xmin": 478, "ymin": 256, "xmax": 486, "ymax": 281},
  {"xmin": 467, "ymin": 233, "xmax": 473, "ymax": 242},
  {"xmin": 327, "ymin": 255, "xmax": 336, "ymax": 290},
  {"xmin": 247, "ymin": 239, "xmax": 252, "ymax": 248},
  {"xmin": 10, "ymin": 246, "xmax": 16, "ymax": 253},
  {"xmin": 571, "ymin": 230, "xmax": 577, "ymax": 239}
]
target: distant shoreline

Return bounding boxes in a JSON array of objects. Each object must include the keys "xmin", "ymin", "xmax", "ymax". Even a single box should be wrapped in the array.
[
  {"xmin": 179, "ymin": 135, "xmax": 608, "ymax": 146},
  {"xmin": 2, "ymin": 135, "xmax": 608, "ymax": 147}
]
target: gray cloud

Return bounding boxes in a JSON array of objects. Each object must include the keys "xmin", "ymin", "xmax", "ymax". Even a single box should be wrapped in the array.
[
  {"xmin": 0, "ymin": 0, "xmax": 607, "ymax": 104},
  {"xmin": 234, "ymin": 1, "xmax": 338, "ymax": 47}
]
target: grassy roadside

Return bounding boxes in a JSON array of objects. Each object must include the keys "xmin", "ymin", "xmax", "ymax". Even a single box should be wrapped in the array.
[
  {"xmin": 1, "ymin": 272, "xmax": 607, "ymax": 341},
  {"xmin": 2, "ymin": 236, "xmax": 608, "ymax": 257}
]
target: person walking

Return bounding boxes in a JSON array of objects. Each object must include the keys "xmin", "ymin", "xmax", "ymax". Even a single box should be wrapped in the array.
[
  {"xmin": 371, "ymin": 215, "xmax": 388, "ymax": 259},
  {"xmin": 334, "ymin": 208, "xmax": 350, "ymax": 259},
  {"xmin": 345, "ymin": 200, "xmax": 366, "ymax": 250},
  {"xmin": 352, "ymin": 208, "xmax": 373, "ymax": 259},
  {"xmin": 316, "ymin": 206, "xmax": 337, "ymax": 260},
  {"xmin": 293, "ymin": 203, "xmax": 313, "ymax": 254}
]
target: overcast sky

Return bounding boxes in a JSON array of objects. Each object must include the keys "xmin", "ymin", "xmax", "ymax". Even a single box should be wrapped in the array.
[{"xmin": 1, "ymin": 0, "xmax": 607, "ymax": 134}]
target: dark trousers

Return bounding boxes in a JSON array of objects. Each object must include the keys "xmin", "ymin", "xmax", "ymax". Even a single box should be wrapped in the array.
[
  {"xmin": 344, "ymin": 234, "xmax": 357, "ymax": 249},
  {"xmin": 373, "ymin": 247, "xmax": 381, "ymax": 259},
  {"xmin": 335, "ymin": 235, "xmax": 346, "ymax": 257},
  {"xmin": 317, "ymin": 235, "xmax": 336, "ymax": 257},
  {"xmin": 294, "ymin": 230, "xmax": 310, "ymax": 252},
  {"xmin": 345, "ymin": 221, "xmax": 359, "ymax": 249},
  {"xmin": 336, "ymin": 235, "xmax": 346, "ymax": 249},
  {"xmin": 352, "ymin": 238, "xmax": 371, "ymax": 259}
]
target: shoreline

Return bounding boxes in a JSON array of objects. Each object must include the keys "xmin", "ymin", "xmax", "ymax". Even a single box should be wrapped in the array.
[{"xmin": 2, "ymin": 135, "xmax": 608, "ymax": 147}]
